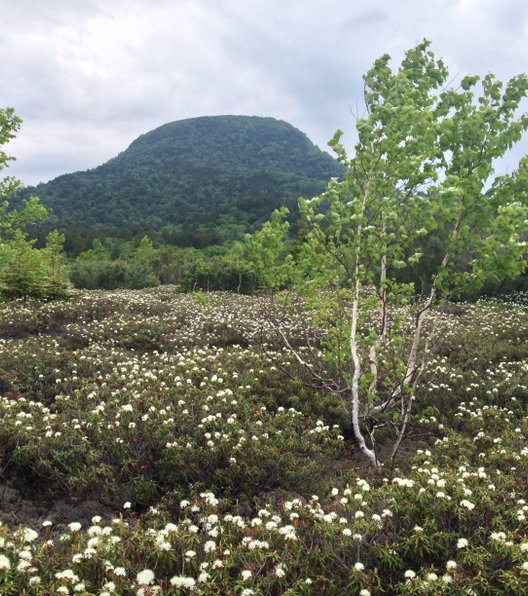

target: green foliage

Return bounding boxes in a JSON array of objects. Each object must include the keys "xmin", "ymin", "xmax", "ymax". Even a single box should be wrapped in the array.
[
  {"xmin": 246, "ymin": 207, "xmax": 294, "ymax": 291},
  {"xmin": 17, "ymin": 116, "xmax": 343, "ymax": 246},
  {"xmin": 134, "ymin": 235, "xmax": 157, "ymax": 263},
  {"xmin": 247, "ymin": 40, "xmax": 528, "ymax": 465},
  {"xmin": 0, "ymin": 230, "xmax": 70, "ymax": 300},
  {"xmin": 256, "ymin": 41, "xmax": 528, "ymax": 299},
  {"xmin": 69, "ymin": 235, "xmax": 161, "ymax": 290},
  {"xmin": 0, "ymin": 107, "xmax": 70, "ymax": 300},
  {"xmin": 0, "ymin": 107, "xmax": 22, "ymax": 206},
  {"xmin": 0, "ymin": 231, "xmax": 49, "ymax": 299},
  {"xmin": 69, "ymin": 238, "xmax": 260, "ymax": 293},
  {"xmin": 69, "ymin": 258, "xmax": 160, "ymax": 290},
  {"xmin": 124, "ymin": 259, "xmax": 160, "ymax": 289},
  {"xmin": 177, "ymin": 244, "xmax": 259, "ymax": 293},
  {"xmin": 0, "ymin": 288, "xmax": 527, "ymax": 593}
]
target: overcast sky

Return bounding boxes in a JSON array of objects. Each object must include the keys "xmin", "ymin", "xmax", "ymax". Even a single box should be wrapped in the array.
[{"xmin": 2, "ymin": 0, "xmax": 527, "ymax": 186}]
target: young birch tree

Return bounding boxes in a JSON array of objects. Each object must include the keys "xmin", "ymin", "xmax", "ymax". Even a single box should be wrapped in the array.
[{"xmin": 248, "ymin": 41, "xmax": 528, "ymax": 466}]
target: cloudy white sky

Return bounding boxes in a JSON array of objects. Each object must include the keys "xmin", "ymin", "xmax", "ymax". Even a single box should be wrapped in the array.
[{"xmin": 2, "ymin": 0, "xmax": 527, "ymax": 186}]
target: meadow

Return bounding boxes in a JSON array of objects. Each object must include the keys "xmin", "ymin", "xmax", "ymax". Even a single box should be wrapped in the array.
[{"xmin": 0, "ymin": 287, "xmax": 527, "ymax": 594}]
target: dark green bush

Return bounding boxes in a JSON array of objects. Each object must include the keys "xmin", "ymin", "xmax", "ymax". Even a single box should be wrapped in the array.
[{"xmin": 70, "ymin": 258, "xmax": 160, "ymax": 289}]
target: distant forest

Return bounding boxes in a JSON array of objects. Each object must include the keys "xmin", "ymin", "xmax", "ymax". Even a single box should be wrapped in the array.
[{"xmin": 17, "ymin": 116, "xmax": 343, "ymax": 252}]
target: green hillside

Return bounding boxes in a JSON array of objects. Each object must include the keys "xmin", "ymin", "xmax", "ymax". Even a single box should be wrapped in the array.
[{"xmin": 21, "ymin": 116, "xmax": 342, "ymax": 247}]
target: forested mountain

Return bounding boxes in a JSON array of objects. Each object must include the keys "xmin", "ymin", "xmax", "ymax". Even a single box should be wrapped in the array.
[{"xmin": 20, "ymin": 116, "xmax": 342, "ymax": 249}]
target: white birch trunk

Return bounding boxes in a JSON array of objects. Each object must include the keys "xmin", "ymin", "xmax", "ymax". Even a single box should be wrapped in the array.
[
  {"xmin": 350, "ymin": 273, "xmax": 380, "ymax": 466},
  {"xmin": 368, "ymin": 223, "xmax": 388, "ymax": 402},
  {"xmin": 350, "ymin": 190, "xmax": 380, "ymax": 466}
]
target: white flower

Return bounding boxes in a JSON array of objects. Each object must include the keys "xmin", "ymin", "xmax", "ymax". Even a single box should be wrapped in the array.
[
  {"xmin": 460, "ymin": 499, "xmax": 475, "ymax": 510},
  {"xmin": 204, "ymin": 540, "xmax": 216, "ymax": 553},
  {"xmin": 457, "ymin": 538, "xmax": 469, "ymax": 549},
  {"xmin": 393, "ymin": 477, "xmax": 414, "ymax": 488},
  {"xmin": 354, "ymin": 562, "xmax": 365, "ymax": 572},
  {"xmin": 21, "ymin": 528, "xmax": 39, "ymax": 542},
  {"xmin": 114, "ymin": 567, "xmax": 126, "ymax": 577},
  {"xmin": 136, "ymin": 569, "xmax": 155, "ymax": 585},
  {"xmin": 360, "ymin": 591, "xmax": 371, "ymax": 596},
  {"xmin": 55, "ymin": 569, "xmax": 79, "ymax": 581},
  {"xmin": 521, "ymin": 562, "xmax": 528, "ymax": 572},
  {"xmin": 446, "ymin": 560, "xmax": 457, "ymax": 570},
  {"xmin": 0, "ymin": 554, "xmax": 11, "ymax": 571},
  {"xmin": 17, "ymin": 560, "xmax": 31, "ymax": 571},
  {"xmin": 68, "ymin": 522, "xmax": 82, "ymax": 532},
  {"xmin": 123, "ymin": 502, "xmax": 131, "ymax": 510},
  {"xmin": 490, "ymin": 531, "xmax": 506, "ymax": 542},
  {"xmin": 88, "ymin": 525, "xmax": 102, "ymax": 536},
  {"xmin": 170, "ymin": 576, "xmax": 196, "ymax": 588},
  {"xmin": 426, "ymin": 573, "xmax": 438, "ymax": 581},
  {"xmin": 404, "ymin": 569, "xmax": 416, "ymax": 579},
  {"xmin": 241, "ymin": 570, "xmax": 252, "ymax": 580}
]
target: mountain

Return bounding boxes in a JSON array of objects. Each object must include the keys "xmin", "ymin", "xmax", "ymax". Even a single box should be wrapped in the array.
[{"xmin": 21, "ymin": 116, "xmax": 343, "ymax": 248}]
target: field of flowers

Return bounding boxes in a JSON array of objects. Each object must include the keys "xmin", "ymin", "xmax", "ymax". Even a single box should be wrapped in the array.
[{"xmin": 0, "ymin": 287, "xmax": 527, "ymax": 594}]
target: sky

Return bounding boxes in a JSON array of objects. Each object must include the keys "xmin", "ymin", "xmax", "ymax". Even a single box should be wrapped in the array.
[{"xmin": 1, "ymin": 0, "xmax": 527, "ymax": 187}]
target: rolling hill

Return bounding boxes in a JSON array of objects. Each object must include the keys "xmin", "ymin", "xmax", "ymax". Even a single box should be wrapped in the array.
[{"xmin": 21, "ymin": 116, "xmax": 342, "ymax": 247}]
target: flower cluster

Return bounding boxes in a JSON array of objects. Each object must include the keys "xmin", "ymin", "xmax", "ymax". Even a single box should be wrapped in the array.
[{"xmin": 0, "ymin": 288, "xmax": 526, "ymax": 593}]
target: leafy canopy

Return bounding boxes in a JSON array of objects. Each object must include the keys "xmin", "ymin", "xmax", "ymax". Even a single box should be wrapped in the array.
[
  {"xmin": 247, "ymin": 40, "xmax": 528, "ymax": 466},
  {"xmin": 251, "ymin": 40, "xmax": 528, "ymax": 299},
  {"xmin": 0, "ymin": 107, "xmax": 69, "ymax": 300}
]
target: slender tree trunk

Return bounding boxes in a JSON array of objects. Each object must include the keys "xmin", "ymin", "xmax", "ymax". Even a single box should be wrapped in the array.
[
  {"xmin": 350, "ymin": 190, "xmax": 380, "ymax": 466},
  {"xmin": 370, "ymin": 284, "xmax": 437, "ymax": 415},
  {"xmin": 368, "ymin": 219, "xmax": 388, "ymax": 404},
  {"xmin": 390, "ymin": 389, "xmax": 413, "ymax": 464},
  {"xmin": 371, "ymin": 229, "xmax": 459, "ymax": 416},
  {"xmin": 350, "ymin": 271, "xmax": 380, "ymax": 466}
]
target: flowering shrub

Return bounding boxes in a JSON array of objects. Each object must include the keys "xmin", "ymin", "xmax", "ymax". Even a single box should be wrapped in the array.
[{"xmin": 0, "ymin": 288, "xmax": 527, "ymax": 593}]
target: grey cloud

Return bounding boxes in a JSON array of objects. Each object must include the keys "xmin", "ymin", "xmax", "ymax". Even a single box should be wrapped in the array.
[
  {"xmin": 1, "ymin": 0, "xmax": 527, "ymax": 186},
  {"xmin": 344, "ymin": 8, "xmax": 388, "ymax": 28}
]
